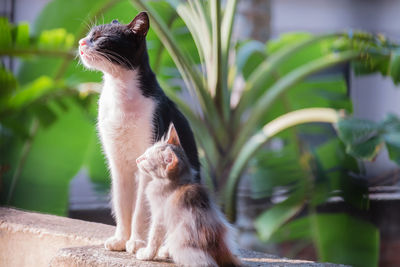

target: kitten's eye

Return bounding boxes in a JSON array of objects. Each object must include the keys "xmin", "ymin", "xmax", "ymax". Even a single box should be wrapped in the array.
[{"xmin": 90, "ymin": 31, "xmax": 102, "ymax": 42}]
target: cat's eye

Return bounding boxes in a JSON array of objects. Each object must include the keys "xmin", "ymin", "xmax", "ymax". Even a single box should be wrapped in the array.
[{"xmin": 90, "ymin": 31, "xmax": 102, "ymax": 42}]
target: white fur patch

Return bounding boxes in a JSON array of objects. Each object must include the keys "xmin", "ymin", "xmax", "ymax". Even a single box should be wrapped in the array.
[
  {"xmin": 98, "ymin": 68, "xmax": 155, "ymax": 166},
  {"xmin": 98, "ymin": 67, "xmax": 155, "ymax": 244}
]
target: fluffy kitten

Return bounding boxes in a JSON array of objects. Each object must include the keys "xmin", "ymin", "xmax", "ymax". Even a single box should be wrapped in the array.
[
  {"xmin": 136, "ymin": 124, "xmax": 240, "ymax": 267},
  {"xmin": 78, "ymin": 12, "xmax": 200, "ymax": 252}
]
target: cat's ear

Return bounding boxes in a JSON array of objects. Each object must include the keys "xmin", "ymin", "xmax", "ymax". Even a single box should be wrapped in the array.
[
  {"xmin": 166, "ymin": 123, "xmax": 181, "ymax": 147},
  {"xmin": 165, "ymin": 147, "xmax": 179, "ymax": 177},
  {"xmin": 128, "ymin": 12, "xmax": 149, "ymax": 37}
]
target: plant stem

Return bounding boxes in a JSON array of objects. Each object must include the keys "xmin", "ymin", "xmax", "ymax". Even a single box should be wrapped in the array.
[
  {"xmin": 0, "ymin": 49, "xmax": 76, "ymax": 59},
  {"xmin": 6, "ymin": 119, "xmax": 39, "ymax": 204},
  {"xmin": 153, "ymin": 14, "xmax": 178, "ymax": 73}
]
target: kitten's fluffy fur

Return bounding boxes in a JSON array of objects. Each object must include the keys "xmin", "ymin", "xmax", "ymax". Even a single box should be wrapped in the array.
[
  {"xmin": 136, "ymin": 124, "xmax": 240, "ymax": 267},
  {"xmin": 79, "ymin": 12, "xmax": 200, "ymax": 252}
]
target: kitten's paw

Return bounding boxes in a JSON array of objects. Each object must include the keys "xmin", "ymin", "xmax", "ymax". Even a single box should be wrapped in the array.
[
  {"xmin": 126, "ymin": 238, "xmax": 146, "ymax": 254},
  {"xmin": 136, "ymin": 247, "xmax": 156, "ymax": 261},
  {"xmin": 104, "ymin": 236, "xmax": 127, "ymax": 251},
  {"xmin": 157, "ymin": 246, "xmax": 170, "ymax": 259}
]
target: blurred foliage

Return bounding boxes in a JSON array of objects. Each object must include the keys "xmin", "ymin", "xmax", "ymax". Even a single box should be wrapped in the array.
[
  {"xmin": 0, "ymin": 0, "xmax": 198, "ymax": 215},
  {"xmin": 1, "ymin": 1, "xmax": 400, "ymax": 266},
  {"xmin": 133, "ymin": 1, "xmax": 400, "ymax": 267}
]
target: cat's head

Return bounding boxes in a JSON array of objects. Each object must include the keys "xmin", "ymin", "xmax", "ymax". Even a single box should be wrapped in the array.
[
  {"xmin": 78, "ymin": 12, "xmax": 149, "ymax": 74},
  {"xmin": 137, "ymin": 124, "xmax": 189, "ymax": 181}
]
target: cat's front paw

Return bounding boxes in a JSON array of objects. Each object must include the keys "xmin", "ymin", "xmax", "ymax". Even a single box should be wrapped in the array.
[
  {"xmin": 126, "ymin": 238, "xmax": 146, "ymax": 254},
  {"xmin": 157, "ymin": 245, "xmax": 170, "ymax": 259},
  {"xmin": 104, "ymin": 236, "xmax": 127, "ymax": 251},
  {"xmin": 136, "ymin": 247, "xmax": 156, "ymax": 261}
]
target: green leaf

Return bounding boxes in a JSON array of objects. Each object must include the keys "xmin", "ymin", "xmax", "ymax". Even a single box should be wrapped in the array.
[
  {"xmin": 0, "ymin": 17, "xmax": 12, "ymax": 49},
  {"xmin": 14, "ymin": 22, "xmax": 30, "ymax": 48},
  {"xmin": 0, "ymin": 67, "xmax": 18, "ymax": 97},
  {"xmin": 313, "ymin": 214, "xmax": 379, "ymax": 267},
  {"xmin": 255, "ymin": 189, "xmax": 306, "ymax": 241},
  {"xmin": 6, "ymin": 99, "xmax": 104, "ymax": 215},
  {"xmin": 384, "ymin": 133, "xmax": 400, "ymax": 165},
  {"xmin": 4, "ymin": 76, "xmax": 58, "ymax": 111},
  {"xmin": 269, "ymin": 214, "xmax": 379, "ymax": 267},
  {"xmin": 233, "ymin": 51, "xmax": 359, "ymax": 159},
  {"xmin": 337, "ymin": 117, "xmax": 383, "ymax": 160},
  {"xmin": 269, "ymin": 215, "xmax": 312, "ymax": 243},
  {"xmin": 337, "ymin": 114, "xmax": 400, "ymax": 166},
  {"xmin": 389, "ymin": 49, "xmax": 400, "ymax": 84},
  {"xmin": 250, "ymin": 145, "xmax": 306, "ymax": 199},
  {"xmin": 225, "ymin": 108, "xmax": 339, "ymax": 220},
  {"xmin": 236, "ymin": 40, "xmax": 266, "ymax": 79}
]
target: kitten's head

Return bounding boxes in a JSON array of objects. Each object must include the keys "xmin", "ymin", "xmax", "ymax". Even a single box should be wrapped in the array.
[
  {"xmin": 137, "ymin": 124, "xmax": 190, "ymax": 181},
  {"xmin": 78, "ymin": 12, "xmax": 149, "ymax": 74}
]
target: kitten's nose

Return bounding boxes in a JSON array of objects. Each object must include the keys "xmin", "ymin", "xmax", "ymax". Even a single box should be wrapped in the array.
[
  {"xmin": 79, "ymin": 39, "xmax": 87, "ymax": 46},
  {"xmin": 136, "ymin": 157, "xmax": 144, "ymax": 164}
]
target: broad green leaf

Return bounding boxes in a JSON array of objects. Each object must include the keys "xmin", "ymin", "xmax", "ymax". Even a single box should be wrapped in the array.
[
  {"xmin": 313, "ymin": 214, "xmax": 379, "ymax": 267},
  {"xmin": 269, "ymin": 215, "xmax": 312, "ymax": 243},
  {"xmin": 5, "ymin": 76, "xmax": 57, "ymax": 110},
  {"xmin": 233, "ymin": 51, "xmax": 359, "ymax": 159},
  {"xmin": 250, "ymin": 144, "xmax": 306, "ymax": 199},
  {"xmin": 7, "ymin": 99, "xmax": 102, "ymax": 215},
  {"xmin": 337, "ymin": 114, "xmax": 400, "ymax": 166},
  {"xmin": 384, "ymin": 133, "xmax": 400, "ymax": 165},
  {"xmin": 269, "ymin": 213, "xmax": 379, "ymax": 267},
  {"xmin": 225, "ymin": 108, "xmax": 340, "ymax": 220},
  {"xmin": 337, "ymin": 117, "xmax": 383, "ymax": 160},
  {"xmin": 255, "ymin": 188, "xmax": 306, "ymax": 241}
]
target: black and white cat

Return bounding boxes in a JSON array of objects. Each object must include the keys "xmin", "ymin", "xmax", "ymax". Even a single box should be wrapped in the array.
[{"xmin": 78, "ymin": 12, "xmax": 200, "ymax": 253}]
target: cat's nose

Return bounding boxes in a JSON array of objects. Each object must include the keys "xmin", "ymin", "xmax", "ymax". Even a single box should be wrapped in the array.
[
  {"xmin": 79, "ymin": 39, "xmax": 87, "ymax": 46},
  {"xmin": 136, "ymin": 157, "xmax": 144, "ymax": 164}
]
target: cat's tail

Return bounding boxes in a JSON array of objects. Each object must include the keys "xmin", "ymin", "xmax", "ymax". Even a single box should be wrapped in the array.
[
  {"xmin": 208, "ymin": 224, "xmax": 241, "ymax": 267},
  {"xmin": 210, "ymin": 244, "xmax": 241, "ymax": 267}
]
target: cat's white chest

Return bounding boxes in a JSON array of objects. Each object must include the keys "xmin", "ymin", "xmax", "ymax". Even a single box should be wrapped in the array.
[{"xmin": 98, "ymin": 70, "xmax": 156, "ymax": 165}]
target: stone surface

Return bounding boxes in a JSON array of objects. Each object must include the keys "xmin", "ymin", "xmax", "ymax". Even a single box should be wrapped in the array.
[
  {"xmin": 51, "ymin": 245, "xmax": 344, "ymax": 267},
  {"xmin": 0, "ymin": 207, "xmax": 114, "ymax": 267},
  {"xmin": 0, "ymin": 207, "xmax": 346, "ymax": 267}
]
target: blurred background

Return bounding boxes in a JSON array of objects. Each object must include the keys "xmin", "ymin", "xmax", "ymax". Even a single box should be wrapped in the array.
[{"xmin": 1, "ymin": 0, "xmax": 400, "ymax": 266}]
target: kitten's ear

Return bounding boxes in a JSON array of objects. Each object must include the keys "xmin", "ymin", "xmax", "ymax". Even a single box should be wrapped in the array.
[
  {"xmin": 128, "ymin": 12, "xmax": 149, "ymax": 37},
  {"xmin": 165, "ymin": 147, "xmax": 179, "ymax": 177},
  {"xmin": 166, "ymin": 123, "xmax": 181, "ymax": 147}
]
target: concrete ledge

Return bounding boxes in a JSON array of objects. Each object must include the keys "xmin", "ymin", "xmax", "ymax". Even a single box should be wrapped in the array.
[
  {"xmin": 0, "ymin": 207, "xmax": 346, "ymax": 267},
  {"xmin": 51, "ymin": 245, "xmax": 345, "ymax": 267},
  {"xmin": 0, "ymin": 207, "xmax": 113, "ymax": 267}
]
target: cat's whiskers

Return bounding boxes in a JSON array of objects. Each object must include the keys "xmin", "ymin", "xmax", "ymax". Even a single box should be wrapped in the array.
[
  {"xmin": 78, "ymin": 16, "xmax": 92, "ymax": 32},
  {"xmin": 95, "ymin": 50, "xmax": 121, "ymax": 74},
  {"xmin": 99, "ymin": 48, "xmax": 135, "ymax": 70}
]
